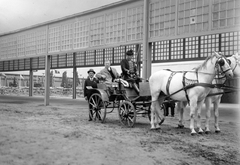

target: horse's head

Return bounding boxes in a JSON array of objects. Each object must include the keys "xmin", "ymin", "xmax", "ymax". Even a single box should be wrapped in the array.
[
  {"xmin": 214, "ymin": 52, "xmax": 233, "ymax": 78},
  {"xmin": 227, "ymin": 52, "xmax": 240, "ymax": 77}
]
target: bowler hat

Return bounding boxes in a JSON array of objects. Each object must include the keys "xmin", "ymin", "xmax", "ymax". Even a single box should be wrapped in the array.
[
  {"xmin": 87, "ymin": 69, "xmax": 95, "ymax": 74},
  {"xmin": 126, "ymin": 50, "xmax": 134, "ymax": 56}
]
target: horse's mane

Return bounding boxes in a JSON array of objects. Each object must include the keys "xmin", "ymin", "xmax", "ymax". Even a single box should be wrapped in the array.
[{"xmin": 195, "ymin": 53, "xmax": 218, "ymax": 71}]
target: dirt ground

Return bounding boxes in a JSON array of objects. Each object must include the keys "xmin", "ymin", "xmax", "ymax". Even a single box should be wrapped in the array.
[{"xmin": 0, "ymin": 96, "xmax": 239, "ymax": 165}]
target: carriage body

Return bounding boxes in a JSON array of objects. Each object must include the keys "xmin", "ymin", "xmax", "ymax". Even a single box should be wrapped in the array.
[{"xmin": 87, "ymin": 81, "xmax": 155, "ymax": 127}]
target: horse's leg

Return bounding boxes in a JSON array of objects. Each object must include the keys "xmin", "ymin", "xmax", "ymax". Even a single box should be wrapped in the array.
[
  {"xmin": 189, "ymin": 97, "xmax": 198, "ymax": 135},
  {"xmin": 213, "ymin": 98, "xmax": 221, "ymax": 133},
  {"xmin": 196, "ymin": 100, "xmax": 204, "ymax": 134},
  {"xmin": 177, "ymin": 102, "xmax": 186, "ymax": 128},
  {"xmin": 150, "ymin": 101, "xmax": 157, "ymax": 129},
  {"xmin": 204, "ymin": 98, "xmax": 211, "ymax": 133},
  {"xmin": 155, "ymin": 96, "xmax": 165, "ymax": 128}
]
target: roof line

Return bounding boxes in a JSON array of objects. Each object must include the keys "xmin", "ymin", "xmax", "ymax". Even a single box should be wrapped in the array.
[{"xmin": 0, "ymin": 0, "xmax": 139, "ymax": 36}]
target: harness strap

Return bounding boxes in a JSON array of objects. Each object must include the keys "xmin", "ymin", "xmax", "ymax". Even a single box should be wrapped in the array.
[
  {"xmin": 182, "ymin": 72, "xmax": 190, "ymax": 104},
  {"xmin": 166, "ymin": 72, "xmax": 176, "ymax": 96}
]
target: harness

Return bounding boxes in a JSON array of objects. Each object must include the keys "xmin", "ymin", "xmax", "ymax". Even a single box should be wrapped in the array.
[{"xmin": 165, "ymin": 70, "xmax": 219, "ymax": 104}]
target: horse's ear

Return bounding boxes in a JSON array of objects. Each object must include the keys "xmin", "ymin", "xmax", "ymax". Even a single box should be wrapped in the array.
[{"xmin": 214, "ymin": 51, "xmax": 221, "ymax": 58}]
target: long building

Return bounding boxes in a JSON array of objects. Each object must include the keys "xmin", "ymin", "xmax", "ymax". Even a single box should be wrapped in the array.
[{"xmin": 0, "ymin": 0, "xmax": 239, "ymax": 104}]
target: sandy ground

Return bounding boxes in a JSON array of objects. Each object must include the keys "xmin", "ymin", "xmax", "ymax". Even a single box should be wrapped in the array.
[{"xmin": 0, "ymin": 96, "xmax": 239, "ymax": 165}]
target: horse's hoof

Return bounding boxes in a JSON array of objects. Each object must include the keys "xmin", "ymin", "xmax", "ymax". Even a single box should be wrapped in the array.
[
  {"xmin": 198, "ymin": 131, "xmax": 203, "ymax": 135},
  {"xmin": 150, "ymin": 127, "xmax": 156, "ymax": 130},
  {"xmin": 159, "ymin": 118, "xmax": 165, "ymax": 125},
  {"xmin": 190, "ymin": 132, "xmax": 196, "ymax": 136},
  {"xmin": 155, "ymin": 125, "xmax": 161, "ymax": 130},
  {"xmin": 178, "ymin": 124, "xmax": 184, "ymax": 128},
  {"xmin": 205, "ymin": 131, "xmax": 210, "ymax": 134},
  {"xmin": 215, "ymin": 130, "xmax": 221, "ymax": 133}
]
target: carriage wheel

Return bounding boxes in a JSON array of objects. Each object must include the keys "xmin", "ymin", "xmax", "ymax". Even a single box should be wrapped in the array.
[
  {"xmin": 88, "ymin": 93, "xmax": 107, "ymax": 123},
  {"xmin": 118, "ymin": 101, "xmax": 136, "ymax": 127}
]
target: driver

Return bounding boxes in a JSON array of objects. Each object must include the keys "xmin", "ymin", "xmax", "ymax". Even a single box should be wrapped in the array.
[{"xmin": 120, "ymin": 49, "xmax": 141, "ymax": 93}]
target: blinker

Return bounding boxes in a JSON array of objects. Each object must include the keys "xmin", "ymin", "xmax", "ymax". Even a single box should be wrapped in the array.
[
  {"xmin": 227, "ymin": 59, "xmax": 231, "ymax": 65},
  {"xmin": 218, "ymin": 58, "xmax": 225, "ymax": 66}
]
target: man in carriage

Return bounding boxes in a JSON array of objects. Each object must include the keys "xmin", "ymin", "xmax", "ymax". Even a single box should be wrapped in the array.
[
  {"xmin": 120, "ymin": 49, "xmax": 141, "ymax": 94},
  {"xmin": 96, "ymin": 59, "xmax": 119, "ymax": 87}
]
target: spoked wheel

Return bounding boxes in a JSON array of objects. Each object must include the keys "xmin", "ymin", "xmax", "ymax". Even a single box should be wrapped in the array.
[
  {"xmin": 88, "ymin": 93, "xmax": 107, "ymax": 123},
  {"xmin": 118, "ymin": 101, "xmax": 136, "ymax": 127}
]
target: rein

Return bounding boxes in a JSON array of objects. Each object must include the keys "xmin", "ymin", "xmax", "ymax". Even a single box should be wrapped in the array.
[{"xmin": 164, "ymin": 56, "xmax": 230, "ymax": 103}]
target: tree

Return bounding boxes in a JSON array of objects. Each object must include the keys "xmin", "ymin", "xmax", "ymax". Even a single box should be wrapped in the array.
[{"xmin": 61, "ymin": 71, "xmax": 68, "ymax": 88}]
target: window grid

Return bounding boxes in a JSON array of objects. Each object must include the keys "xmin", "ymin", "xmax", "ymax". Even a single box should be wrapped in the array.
[
  {"xmin": 85, "ymin": 50, "xmax": 95, "ymax": 65},
  {"xmin": 25, "ymin": 59, "xmax": 30, "ymax": 70},
  {"xmin": 51, "ymin": 55, "xmax": 58, "ymax": 68},
  {"xmin": 48, "ymin": 26, "xmax": 61, "ymax": 52},
  {"xmin": 221, "ymin": 31, "xmax": 239, "ymax": 56},
  {"xmin": 90, "ymin": 16, "xmax": 105, "ymax": 47},
  {"xmin": 19, "ymin": 59, "xmax": 25, "ymax": 70},
  {"xmin": 171, "ymin": 39, "xmax": 183, "ymax": 60},
  {"xmin": 17, "ymin": 35, "xmax": 25, "ymax": 57},
  {"xmin": 35, "ymin": 30, "xmax": 47, "ymax": 54},
  {"xmin": 38, "ymin": 57, "xmax": 45, "ymax": 69},
  {"xmin": 9, "ymin": 60, "xmax": 14, "ymax": 71},
  {"xmin": 58, "ymin": 54, "xmax": 67, "ymax": 68},
  {"xmin": 104, "ymin": 48, "xmax": 113, "ymax": 63},
  {"xmin": 74, "ymin": 20, "xmax": 89, "ymax": 49},
  {"xmin": 4, "ymin": 61, "xmax": 9, "ymax": 71},
  {"xmin": 113, "ymin": 46, "xmax": 125, "ymax": 64},
  {"xmin": 31, "ymin": 57, "xmax": 39, "ymax": 69},
  {"xmin": 127, "ymin": 6, "xmax": 143, "ymax": 41},
  {"xmin": 61, "ymin": 24, "xmax": 73, "ymax": 51},
  {"xmin": 200, "ymin": 34, "xmax": 219, "ymax": 58},
  {"xmin": 185, "ymin": 37, "xmax": 199, "ymax": 58},
  {"xmin": 154, "ymin": 41, "xmax": 169, "ymax": 61},
  {"xmin": 76, "ymin": 52, "xmax": 85, "ymax": 66},
  {"xmin": 0, "ymin": 61, "xmax": 3, "ymax": 70},
  {"xmin": 178, "ymin": 0, "xmax": 209, "ymax": 34},
  {"xmin": 95, "ymin": 49, "xmax": 104, "ymax": 65},
  {"xmin": 106, "ymin": 10, "xmax": 126, "ymax": 44},
  {"xmin": 149, "ymin": 0, "xmax": 176, "ymax": 38},
  {"xmin": 5, "ymin": 37, "xmax": 17, "ymax": 59},
  {"xmin": 212, "ymin": 0, "xmax": 240, "ymax": 29},
  {"xmin": 25, "ymin": 33, "xmax": 35, "ymax": 56},
  {"xmin": 67, "ymin": 53, "xmax": 73, "ymax": 67}
]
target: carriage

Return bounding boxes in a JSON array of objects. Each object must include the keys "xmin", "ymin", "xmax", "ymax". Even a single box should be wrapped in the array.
[
  {"xmin": 87, "ymin": 52, "xmax": 239, "ymax": 133},
  {"xmin": 87, "ymin": 79, "xmax": 158, "ymax": 127}
]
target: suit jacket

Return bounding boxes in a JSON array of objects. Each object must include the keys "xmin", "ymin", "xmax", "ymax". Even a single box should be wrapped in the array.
[
  {"xmin": 83, "ymin": 77, "xmax": 98, "ymax": 98},
  {"xmin": 96, "ymin": 67, "xmax": 119, "ymax": 86},
  {"xmin": 120, "ymin": 59, "xmax": 137, "ymax": 80}
]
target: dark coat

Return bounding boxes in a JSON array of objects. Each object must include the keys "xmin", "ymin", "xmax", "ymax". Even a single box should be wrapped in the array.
[
  {"xmin": 83, "ymin": 77, "xmax": 98, "ymax": 99},
  {"xmin": 120, "ymin": 59, "xmax": 137, "ymax": 80}
]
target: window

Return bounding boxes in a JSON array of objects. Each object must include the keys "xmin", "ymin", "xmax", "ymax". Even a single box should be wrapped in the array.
[
  {"xmin": 106, "ymin": 10, "xmax": 126, "ymax": 44},
  {"xmin": 149, "ymin": 0, "xmax": 176, "ymax": 37}
]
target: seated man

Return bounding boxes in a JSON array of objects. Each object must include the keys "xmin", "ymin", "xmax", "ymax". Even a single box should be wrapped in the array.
[
  {"xmin": 120, "ymin": 49, "xmax": 140, "ymax": 93},
  {"xmin": 96, "ymin": 59, "xmax": 119, "ymax": 88}
]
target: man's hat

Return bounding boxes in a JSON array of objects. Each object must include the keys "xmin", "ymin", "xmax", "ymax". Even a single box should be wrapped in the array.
[
  {"xmin": 126, "ymin": 50, "xmax": 134, "ymax": 56},
  {"xmin": 87, "ymin": 69, "xmax": 95, "ymax": 74}
]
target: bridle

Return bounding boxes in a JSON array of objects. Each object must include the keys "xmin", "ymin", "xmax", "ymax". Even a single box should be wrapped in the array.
[{"xmin": 215, "ymin": 57, "xmax": 232, "ymax": 75}]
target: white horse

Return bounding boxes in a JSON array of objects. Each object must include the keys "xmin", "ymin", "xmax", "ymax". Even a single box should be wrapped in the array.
[
  {"xmin": 149, "ymin": 52, "xmax": 234, "ymax": 135},
  {"xmin": 204, "ymin": 52, "xmax": 240, "ymax": 133},
  {"xmin": 177, "ymin": 52, "xmax": 240, "ymax": 134}
]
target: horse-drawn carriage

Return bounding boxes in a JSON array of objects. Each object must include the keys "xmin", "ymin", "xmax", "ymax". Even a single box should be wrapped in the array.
[
  {"xmin": 87, "ymin": 52, "xmax": 239, "ymax": 134},
  {"xmin": 87, "ymin": 79, "xmax": 156, "ymax": 127}
]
